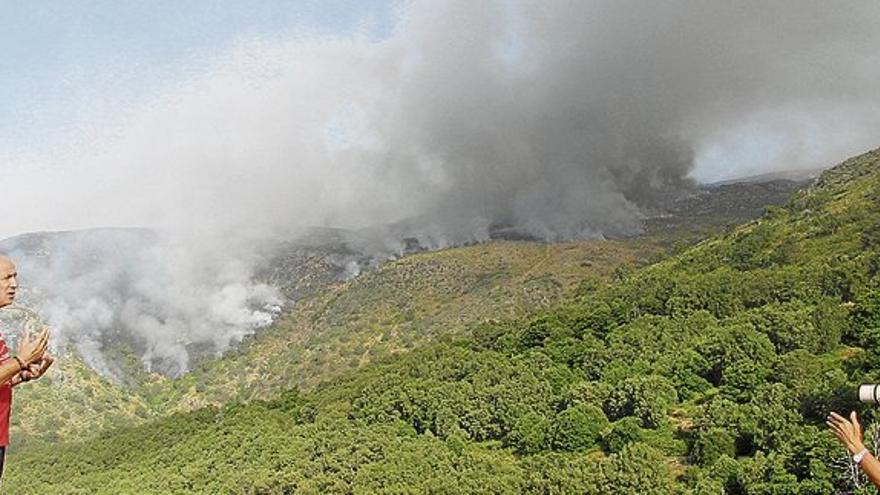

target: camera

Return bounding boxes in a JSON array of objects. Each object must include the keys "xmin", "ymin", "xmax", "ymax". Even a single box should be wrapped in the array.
[{"xmin": 860, "ymin": 384, "xmax": 880, "ymax": 404}]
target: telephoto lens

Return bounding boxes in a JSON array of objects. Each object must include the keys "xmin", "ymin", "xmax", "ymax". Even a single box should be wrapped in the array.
[{"xmin": 860, "ymin": 384, "xmax": 880, "ymax": 404}]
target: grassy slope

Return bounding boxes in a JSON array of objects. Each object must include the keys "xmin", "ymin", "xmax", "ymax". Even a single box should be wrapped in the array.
[
  {"xmin": 10, "ymin": 354, "xmax": 151, "ymax": 448},
  {"xmin": 6, "ymin": 147, "xmax": 871, "ymax": 493}
]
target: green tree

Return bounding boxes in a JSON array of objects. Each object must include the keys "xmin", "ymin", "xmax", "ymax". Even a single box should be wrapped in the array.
[
  {"xmin": 551, "ymin": 404, "xmax": 608, "ymax": 452},
  {"xmin": 604, "ymin": 443, "xmax": 679, "ymax": 494},
  {"xmin": 605, "ymin": 375, "xmax": 678, "ymax": 428},
  {"xmin": 691, "ymin": 428, "xmax": 735, "ymax": 466},
  {"xmin": 602, "ymin": 417, "xmax": 646, "ymax": 454},
  {"xmin": 508, "ymin": 411, "xmax": 550, "ymax": 454}
]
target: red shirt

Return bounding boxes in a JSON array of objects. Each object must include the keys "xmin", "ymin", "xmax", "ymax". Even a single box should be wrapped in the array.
[{"xmin": 0, "ymin": 335, "xmax": 12, "ymax": 447}]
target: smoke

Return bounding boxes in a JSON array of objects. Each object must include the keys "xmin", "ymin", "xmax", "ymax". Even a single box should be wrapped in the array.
[
  {"xmin": 0, "ymin": 230, "xmax": 282, "ymax": 378},
  {"xmin": 6, "ymin": 1, "xmax": 878, "ymax": 243},
  {"xmin": 1, "ymin": 1, "xmax": 879, "ymax": 375}
]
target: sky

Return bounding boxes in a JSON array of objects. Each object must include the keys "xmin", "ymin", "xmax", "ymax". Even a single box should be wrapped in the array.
[
  {"xmin": 0, "ymin": 0, "xmax": 397, "ymax": 166},
  {"xmin": 1, "ymin": 1, "xmax": 879, "ymax": 241}
]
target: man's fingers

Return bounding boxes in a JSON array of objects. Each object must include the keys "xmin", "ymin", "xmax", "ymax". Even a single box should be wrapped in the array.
[
  {"xmin": 828, "ymin": 426, "xmax": 846, "ymax": 442},
  {"xmin": 40, "ymin": 356, "xmax": 55, "ymax": 375},
  {"xmin": 24, "ymin": 334, "xmax": 49, "ymax": 364},
  {"xmin": 827, "ymin": 418, "xmax": 845, "ymax": 432},
  {"xmin": 829, "ymin": 413, "xmax": 853, "ymax": 428},
  {"xmin": 852, "ymin": 411, "xmax": 862, "ymax": 430},
  {"xmin": 827, "ymin": 416, "xmax": 856, "ymax": 439},
  {"xmin": 827, "ymin": 414, "xmax": 849, "ymax": 429},
  {"xmin": 28, "ymin": 353, "xmax": 55, "ymax": 378},
  {"xmin": 33, "ymin": 341, "xmax": 47, "ymax": 360}
]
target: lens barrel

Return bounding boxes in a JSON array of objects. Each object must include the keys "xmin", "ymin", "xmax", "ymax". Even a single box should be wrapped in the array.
[{"xmin": 859, "ymin": 384, "xmax": 880, "ymax": 404}]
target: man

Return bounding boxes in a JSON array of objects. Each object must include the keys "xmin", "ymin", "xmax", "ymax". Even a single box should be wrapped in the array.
[{"xmin": 0, "ymin": 254, "xmax": 53, "ymax": 481}]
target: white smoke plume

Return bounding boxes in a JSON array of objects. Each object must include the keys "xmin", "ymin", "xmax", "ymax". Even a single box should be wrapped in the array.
[{"xmin": 0, "ymin": 230, "xmax": 282, "ymax": 378}]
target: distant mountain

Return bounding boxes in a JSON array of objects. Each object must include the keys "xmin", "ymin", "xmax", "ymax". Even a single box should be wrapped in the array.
[
  {"xmin": 645, "ymin": 178, "xmax": 809, "ymax": 241},
  {"xmin": 707, "ymin": 167, "xmax": 826, "ymax": 186}
]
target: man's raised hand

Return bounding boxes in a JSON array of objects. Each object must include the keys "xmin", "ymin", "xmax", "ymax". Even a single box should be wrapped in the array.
[
  {"xmin": 23, "ymin": 353, "xmax": 54, "ymax": 381},
  {"xmin": 17, "ymin": 326, "xmax": 49, "ymax": 367},
  {"xmin": 827, "ymin": 411, "xmax": 866, "ymax": 455}
]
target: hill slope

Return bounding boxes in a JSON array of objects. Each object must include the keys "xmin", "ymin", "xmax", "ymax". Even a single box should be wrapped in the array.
[
  {"xmin": 8, "ymin": 236, "xmax": 664, "ymax": 447},
  {"xmin": 2, "ymin": 175, "xmax": 805, "ymax": 449},
  {"xmin": 146, "ymin": 238, "xmax": 662, "ymax": 411},
  {"xmin": 148, "ymin": 176, "xmax": 807, "ymax": 413},
  {"xmin": 6, "ymin": 149, "xmax": 876, "ymax": 493},
  {"xmin": 10, "ymin": 354, "xmax": 151, "ymax": 449}
]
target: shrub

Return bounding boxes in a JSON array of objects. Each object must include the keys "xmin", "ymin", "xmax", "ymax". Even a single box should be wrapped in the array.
[
  {"xmin": 691, "ymin": 428, "xmax": 736, "ymax": 466},
  {"xmin": 605, "ymin": 375, "xmax": 678, "ymax": 428},
  {"xmin": 551, "ymin": 404, "xmax": 608, "ymax": 452},
  {"xmin": 601, "ymin": 417, "xmax": 645, "ymax": 453}
]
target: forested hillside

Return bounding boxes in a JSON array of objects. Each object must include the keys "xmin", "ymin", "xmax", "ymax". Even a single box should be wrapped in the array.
[
  {"xmin": 8, "ymin": 148, "xmax": 874, "ymax": 493},
  {"xmin": 6, "ymin": 236, "xmax": 661, "ymax": 448},
  {"xmin": 3, "ymin": 176, "xmax": 802, "ymax": 450},
  {"xmin": 145, "ymin": 239, "xmax": 662, "ymax": 413}
]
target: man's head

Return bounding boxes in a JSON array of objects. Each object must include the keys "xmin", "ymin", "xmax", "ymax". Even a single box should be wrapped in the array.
[{"xmin": 0, "ymin": 255, "xmax": 17, "ymax": 309}]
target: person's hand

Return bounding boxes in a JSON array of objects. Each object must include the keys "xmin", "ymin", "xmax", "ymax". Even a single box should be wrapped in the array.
[
  {"xmin": 23, "ymin": 352, "xmax": 54, "ymax": 380},
  {"xmin": 828, "ymin": 411, "xmax": 867, "ymax": 455},
  {"xmin": 16, "ymin": 326, "xmax": 49, "ymax": 367}
]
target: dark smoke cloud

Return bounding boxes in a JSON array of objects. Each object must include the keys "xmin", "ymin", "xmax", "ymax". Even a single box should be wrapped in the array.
[
  {"xmin": 7, "ymin": 1, "xmax": 879, "ymax": 243},
  {"xmin": 363, "ymin": 0, "xmax": 880, "ymax": 241}
]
